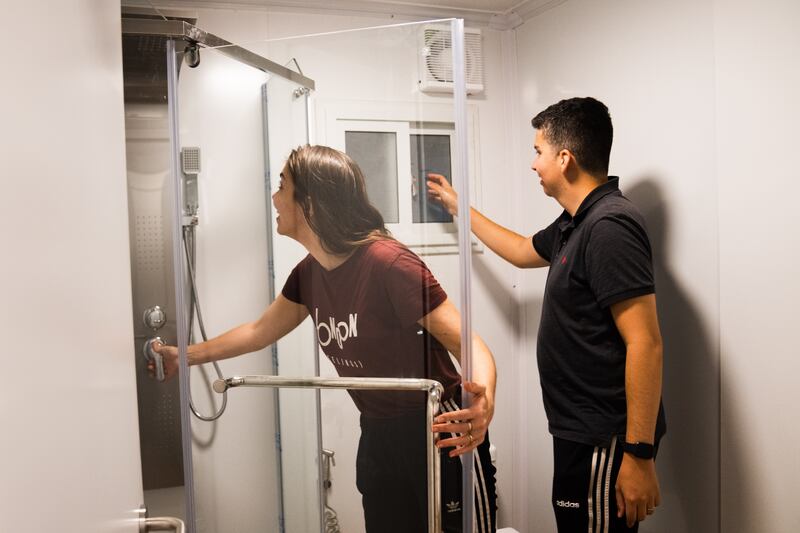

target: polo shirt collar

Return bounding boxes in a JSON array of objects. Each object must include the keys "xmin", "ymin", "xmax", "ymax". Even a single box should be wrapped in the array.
[{"xmin": 557, "ymin": 176, "xmax": 620, "ymax": 234}]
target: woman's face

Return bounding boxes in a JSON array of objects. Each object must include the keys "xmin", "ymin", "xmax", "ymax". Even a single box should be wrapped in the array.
[{"xmin": 272, "ymin": 166, "xmax": 306, "ymax": 239}]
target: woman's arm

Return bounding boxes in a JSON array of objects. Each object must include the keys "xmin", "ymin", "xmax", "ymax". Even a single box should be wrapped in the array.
[
  {"xmin": 418, "ymin": 298, "xmax": 497, "ymax": 457},
  {"xmin": 152, "ymin": 294, "xmax": 309, "ymax": 380}
]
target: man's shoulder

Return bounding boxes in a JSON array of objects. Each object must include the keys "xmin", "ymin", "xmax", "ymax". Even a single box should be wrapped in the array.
[
  {"xmin": 585, "ymin": 193, "xmax": 648, "ymax": 230},
  {"xmin": 592, "ymin": 191, "xmax": 641, "ymax": 214}
]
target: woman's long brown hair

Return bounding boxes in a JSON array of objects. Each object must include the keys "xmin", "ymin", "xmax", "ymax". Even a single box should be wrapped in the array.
[{"xmin": 285, "ymin": 145, "xmax": 392, "ymax": 255}]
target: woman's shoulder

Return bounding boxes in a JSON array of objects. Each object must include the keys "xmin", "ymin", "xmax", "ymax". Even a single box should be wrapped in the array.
[
  {"xmin": 293, "ymin": 252, "xmax": 318, "ymax": 275},
  {"xmin": 361, "ymin": 238, "xmax": 414, "ymax": 264},
  {"xmin": 360, "ymin": 239, "xmax": 435, "ymax": 279}
]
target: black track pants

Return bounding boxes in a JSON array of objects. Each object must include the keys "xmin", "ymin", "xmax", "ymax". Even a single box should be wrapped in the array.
[
  {"xmin": 552, "ymin": 436, "xmax": 639, "ymax": 533},
  {"xmin": 356, "ymin": 398, "xmax": 497, "ymax": 533}
]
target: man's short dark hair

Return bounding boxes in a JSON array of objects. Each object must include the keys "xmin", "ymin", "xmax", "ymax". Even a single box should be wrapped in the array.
[{"xmin": 531, "ymin": 97, "xmax": 613, "ymax": 176}]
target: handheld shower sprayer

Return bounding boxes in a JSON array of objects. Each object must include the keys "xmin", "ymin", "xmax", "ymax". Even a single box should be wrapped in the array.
[
  {"xmin": 179, "ymin": 146, "xmax": 229, "ymax": 421},
  {"xmin": 181, "ymin": 147, "xmax": 201, "ymax": 225},
  {"xmin": 147, "ymin": 146, "xmax": 228, "ymax": 421}
]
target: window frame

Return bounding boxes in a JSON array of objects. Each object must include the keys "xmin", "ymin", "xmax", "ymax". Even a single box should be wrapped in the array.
[{"xmin": 317, "ymin": 99, "xmax": 482, "ymax": 254}]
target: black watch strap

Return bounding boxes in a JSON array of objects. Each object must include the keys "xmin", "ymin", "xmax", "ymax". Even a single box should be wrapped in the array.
[{"xmin": 622, "ymin": 440, "xmax": 655, "ymax": 459}]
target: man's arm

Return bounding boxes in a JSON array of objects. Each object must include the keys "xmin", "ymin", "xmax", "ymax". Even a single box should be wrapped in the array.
[
  {"xmin": 419, "ymin": 298, "xmax": 497, "ymax": 457},
  {"xmin": 610, "ymin": 293, "xmax": 663, "ymax": 527},
  {"xmin": 427, "ymin": 174, "xmax": 549, "ymax": 268}
]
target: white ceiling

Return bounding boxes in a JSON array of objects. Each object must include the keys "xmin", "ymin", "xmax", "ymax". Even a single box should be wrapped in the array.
[
  {"xmin": 335, "ymin": 0, "xmax": 527, "ymax": 14},
  {"xmin": 143, "ymin": 0, "xmax": 565, "ymax": 28}
]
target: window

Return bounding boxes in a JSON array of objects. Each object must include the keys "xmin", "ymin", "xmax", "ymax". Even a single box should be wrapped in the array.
[
  {"xmin": 345, "ymin": 130, "xmax": 400, "ymax": 223},
  {"xmin": 411, "ymin": 129, "xmax": 454, "ymax": 224},
  {"xmin": 318, "ymin": 101, "xmax": 480, "ymax": 254}
]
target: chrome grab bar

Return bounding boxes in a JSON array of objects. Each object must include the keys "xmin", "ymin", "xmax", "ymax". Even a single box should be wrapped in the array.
[
  {"xmin": 143, "ymin": 516, "xmax": 185, "ymax": 533},
  {"xmin": 214, "ymin": 375, "xmax": 444, "ymax": 533}
]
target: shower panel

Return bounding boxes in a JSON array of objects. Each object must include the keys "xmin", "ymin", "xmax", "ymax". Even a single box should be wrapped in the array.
[
  {"xmin": 122, "ymin": 27, "xmax": 185, "ymax": 494},
  {"xmin": 122, "ymin": 12, "xmax": 316, "ymax": 532}
]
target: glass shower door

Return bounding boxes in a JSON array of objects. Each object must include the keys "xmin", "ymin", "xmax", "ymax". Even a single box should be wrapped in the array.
[
  {"xmin": 161, "ymin": 16, "xmax": 476, "ymax": 532},
  {"xmin": 165, "ymin": 40, "xmax": 319, "ymax": 532},
  {"xmin": 233, "ymin": 19, "xmax": 479, "ymax": 533}
]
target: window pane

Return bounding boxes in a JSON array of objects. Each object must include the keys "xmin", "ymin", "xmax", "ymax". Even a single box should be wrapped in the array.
[
  {"xmin": 345, "ymin": 131, "xmax": 399, "ymax": 223},
  {"xmin": 410, "ymin": 134, "xmax": 453, "ymax": 223}
]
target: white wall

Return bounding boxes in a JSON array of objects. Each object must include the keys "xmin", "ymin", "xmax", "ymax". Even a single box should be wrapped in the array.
[
  {"xmin": 514, "ymin": 1, "xmax": 721, "ymax": 531},
  {"xmin": 514, "ymin": 0, "xmax": 800, "ymax": 532},
  {"xmin": 714, "ymin": 1, "xmax": 800, "ymax": 532},
  {"xmin": 0, "ymin": 2, "xmax": 144, "ymax": 532}
]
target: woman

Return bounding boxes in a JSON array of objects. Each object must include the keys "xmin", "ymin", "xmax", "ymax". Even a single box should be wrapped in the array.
[{"xmin": 153, "ymin": 145, "xmax": 497, "ymax": 532}]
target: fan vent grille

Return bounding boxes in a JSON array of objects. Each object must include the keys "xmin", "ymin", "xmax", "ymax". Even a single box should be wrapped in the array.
[{"xmin": 420, "ymin": 25, "xmax": 483, "ymax": 94}]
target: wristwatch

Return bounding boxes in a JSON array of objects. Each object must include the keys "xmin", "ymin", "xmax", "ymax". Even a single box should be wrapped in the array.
[{"xmin": 622, "ymin": 440, "xmax": 655, "ymax": 460}]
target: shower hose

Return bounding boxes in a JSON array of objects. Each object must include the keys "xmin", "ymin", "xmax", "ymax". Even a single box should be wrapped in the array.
[
  {"xmin": 183, "ymin": 225, "xmax": 228, "ymax": 421},
  {"xmin": 324, "ymin": 505, "xmax": 341, "ymax": 533}
]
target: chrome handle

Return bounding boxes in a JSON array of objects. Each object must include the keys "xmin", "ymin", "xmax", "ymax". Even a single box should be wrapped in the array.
[
  {"xmin": 143, "ymin": 337, "xmax": 165, "ymax": 381},
  {"xmin": 143, "ymin": 305, "xmax": 167, "ymax": 330},
  {"xmin": 143, "ymin": 516, "xmax": 185, "ymax": 533},
  {"xmin": 322, "ymin": 448, "xmax": 335, "ymax": 489},
  {"xmin": 322, "ymin": 448, "xmax": 335, "ymax": 464}
]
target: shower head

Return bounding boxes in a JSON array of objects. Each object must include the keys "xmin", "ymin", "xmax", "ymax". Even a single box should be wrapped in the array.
[
  {"xmin": 181, "ymin": 147, "xmax": 201, "ymax": 221},
  {"xmin": 181, "ymin": 147, "xmax": 201, "ymax": 174}
]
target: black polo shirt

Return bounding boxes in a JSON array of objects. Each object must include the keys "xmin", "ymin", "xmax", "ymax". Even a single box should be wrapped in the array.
[{"xmin": 532, "ymin": 177, "xmax": 666, "ymax": 447}]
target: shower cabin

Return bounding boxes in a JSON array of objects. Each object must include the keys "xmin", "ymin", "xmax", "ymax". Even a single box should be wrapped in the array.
[{"xmin": 121, "ymin": 7, "xmax": 477, "ymax": 532}]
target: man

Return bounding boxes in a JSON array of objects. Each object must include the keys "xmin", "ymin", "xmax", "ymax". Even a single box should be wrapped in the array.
[{"xmin": 428, "ymin": 97, "xmax": 666, "ymax": 532}]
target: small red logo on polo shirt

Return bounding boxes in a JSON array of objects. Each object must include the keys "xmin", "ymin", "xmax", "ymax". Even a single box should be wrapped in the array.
[{"xmin": 561, "ymin": 256, "xmax": 567, "ymax": 265}]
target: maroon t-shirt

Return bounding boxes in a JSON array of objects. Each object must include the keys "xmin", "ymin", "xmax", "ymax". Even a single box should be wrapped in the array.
[{"xmin": 282, "ymin": 239, "xmax": 460, "ymax": 417}]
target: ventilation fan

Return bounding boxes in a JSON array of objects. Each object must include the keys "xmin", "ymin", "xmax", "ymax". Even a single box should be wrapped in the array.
[{"xmin": 419, "ymin": 24, "xmax": 484, "ymax": 95}]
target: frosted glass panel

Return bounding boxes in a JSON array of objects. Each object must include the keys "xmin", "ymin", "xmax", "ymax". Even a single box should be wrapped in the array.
[{"xmin": 345, "ymin": 131, "xmax": 400, "ymax": 223}]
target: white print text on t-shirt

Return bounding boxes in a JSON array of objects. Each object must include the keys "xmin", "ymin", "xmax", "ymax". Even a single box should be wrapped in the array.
[
  {"xmin": 328, "ymin": 356, "xmax": 364, "ymax": 368},
  {"xmin": 315, "ymin": 307, "xmax": 358, "ymax": 350}
]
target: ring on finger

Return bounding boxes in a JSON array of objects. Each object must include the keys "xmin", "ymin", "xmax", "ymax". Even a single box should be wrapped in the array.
[{"xmin": 467, "ymin": 433, "xmax": 474, "ymax": 444}]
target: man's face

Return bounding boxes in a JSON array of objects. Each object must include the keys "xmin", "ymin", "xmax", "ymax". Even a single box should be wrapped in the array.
[{"xmin": 531, "ymin": 129, "xmax": 562, "ymax": 197}]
